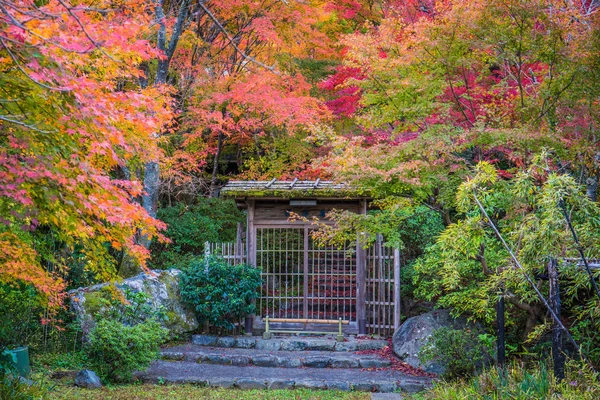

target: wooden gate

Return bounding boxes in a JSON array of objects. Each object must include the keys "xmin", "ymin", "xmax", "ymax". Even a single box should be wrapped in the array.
[
  {"xmin": 255, "ymin": 227, "xmax": 357, "ymax": 324},
  {"xmin": 208, "ymin": 231, "xmax": 401, "ymax": 337}
]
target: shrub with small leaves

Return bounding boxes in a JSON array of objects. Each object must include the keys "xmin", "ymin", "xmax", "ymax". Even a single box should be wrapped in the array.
[
  {"xmin": 83, "ymin": 289, "xmax": 168, "ymax": 383},
  {"xmin": 419, "ymin": 327, "xmax": 490, "ymax": 380},
  {"xmin": 85, "ymin": 318, "xmax": 168, "ymax": 383},
  {"xmin": 179, "ymin": 256, "xmax": 261, "ymax": 330}
]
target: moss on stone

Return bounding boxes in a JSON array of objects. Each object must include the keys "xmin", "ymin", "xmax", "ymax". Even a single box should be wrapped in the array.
[{"xmin": 82, "ymin": 288, "xmax": 113, "ymax": 316}]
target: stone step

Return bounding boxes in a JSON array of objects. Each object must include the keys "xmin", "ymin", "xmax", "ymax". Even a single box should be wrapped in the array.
[
  {"xmin": 137, "ymin": 360, "xmax": 433, "ymax": 393},
  {"xmin": 161, "ymin": 344, "xmax": 391, "ymax": 369},
  {"xmin": 191, "ymin": 334, "xmax": 388, "ymax": 352}
]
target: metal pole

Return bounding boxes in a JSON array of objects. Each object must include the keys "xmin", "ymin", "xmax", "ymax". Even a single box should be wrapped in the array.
[
  {"xmin": 548, "ymin": 257, "xmax": 565, "ymax": 381},
  {"xmin": 497, "ymin": 292, "xmax": 505, "ymax": 369}
]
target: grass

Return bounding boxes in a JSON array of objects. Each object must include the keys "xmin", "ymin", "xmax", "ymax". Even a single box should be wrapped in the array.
[
  {"xmin": 407, "ymin": 360, "xmax": 600, "ymax": 400},
  {"xmin": 48, "ymin": 385, "xmax": 371, "ymax": 400}
]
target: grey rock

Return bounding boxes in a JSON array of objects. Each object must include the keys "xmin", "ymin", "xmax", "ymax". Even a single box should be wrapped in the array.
[
  {"xmin": 235, "ymin": 338, "xmax": 256, "ymax": 349},
  {"xmin": 303, "ymin": 356, "xmax": 330, "ymax": 368},
  {"xmin": 231, "ymin": 356, "xmax": 251, "ymax": 366},
  {"xmin": 392, "ymin": 309, "xmax": 480, "ymax": 375},
  {"xmin": 69, "ymin": 269, "xmax": 198, "ymax": 339},
  {"xmin": 267, "ymin": 379, "xmax": 295, "ymax": 390},
  {"xmin": 399, "ymin": 379, "xmax": 431, "ymax": 393},
  {"xmin": 360, "ymin": 358, "xmax": 391, "ymax": 368},
  {"xmin": 18, "ymin": 377, "xmax": 33, "ymax": 386},
  {"xmin": 74, "ymin": 370, "xmax": 102, "ymax": 389},
  {"xmin": 280, "ymin": 340, "xmax": 308, "ymax": 351},
  {"xmin": 278, "ymin": 357, "xmax": 302, "ymax": 368},
  {"xmin": 192, "ymin": 335, "xmax": 218, "ymax": 346},
  {"xmin": 357, "ymin": 340, "xmax": 388, "ymax": 351},
  {"xmin": 331, "ymin": 357, "xmax": 359, "ymax": 368},
  {"xmin": 295, "ymin": 379, "xmax": 327, "ymax": 390},
  {"xmin": 335, "ymin": 341, "xmax": 358, "ymax": 352},
  {"xmin": 304, "ymin": 339, "xmax": 335, "ymax": 351},
  {"xmin": 327, "ymin": 381, "xmax": 351, "ymax": 391},
  {"xmin": 372, "ymin": 381, "xmax": 397, "ymax": 393},
  {"xmin": 353, "ymin": 381, "xmax": 376, "ymax": 391},
  {"xmin": 255, "ymin": 339, "xmax": 281, "ymax": 351},
  {"xmin": 216, "ymin": 337, "xmax": 236, "ymax": 348},
  {"xmin": 236, "ymin": 378, "xmax": 267, "ymax": 389},
  {"xmin": 207, "ymin": 377, "xmax": 235, "ymax": 388},
  {"xmin": 253, "ymin": 355, "xmax": 278, "ymax": 367},
  {"xmin": 161, "ymin": 351, "xmax": 185, "ymax": 361},
  {"xmin": 203, "ymin": 354, "xmax": 232, "ymax": 365}
]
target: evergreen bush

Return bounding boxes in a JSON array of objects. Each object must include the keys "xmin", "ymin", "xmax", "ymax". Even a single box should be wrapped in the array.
[
  {"xmin": 419, "ymin": 327, "xmax": 490, "ymax": 380},
  {"xmin": 179, "ymin": 256, "xmax": 261, "ymax": 330}
]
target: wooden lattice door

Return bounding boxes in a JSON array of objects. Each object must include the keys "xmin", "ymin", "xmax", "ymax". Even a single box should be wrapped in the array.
[{"xmin": 256, "ymin": 226, "xmax": 357, "ymax": 323}]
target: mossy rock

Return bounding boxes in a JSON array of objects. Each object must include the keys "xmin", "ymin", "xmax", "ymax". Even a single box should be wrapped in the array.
[{"xmin": 69, "ymin": 269, "xmax": 199, "ymax": 339}]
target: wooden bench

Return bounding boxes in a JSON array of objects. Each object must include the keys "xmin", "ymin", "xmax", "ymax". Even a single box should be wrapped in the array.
[{"xmin": 262, "ymin": 316, "xmax": 349, "ymax": 342}]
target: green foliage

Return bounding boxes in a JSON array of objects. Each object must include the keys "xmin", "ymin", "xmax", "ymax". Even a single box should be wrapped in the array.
[
  {"xmin": 48, "ymin": 385, "xmax": 371, "ymax": 400},
  {"xmin": 101, "ymin": 289, "xmax": 167, "ymax": 326},
  {"xmin": 419, "ymin": 327, "xmax": 490, "ymax": 380},
  {"xmin": 85, "ymin": 319, "xmax": 168, "ymax": 383},
  {"xmin": 313, "ymin": 199, "xmax": 443, "ymax": 254},
  {"xmin": 413, "ymin": 157, "xmax": 600, "ymax": 357},
  {"xmin": 83, "ymin": 289, "xmax": 168, "ymax": 383},
  {"xmin": 151, "ymin": 198, "xmax": 244, "ymax": 269},
  {"xmin": 410, "ymin": 360, "xmax": 600, "ymax": 400},
  {"xmin": 0, "ymin": 371, "xmax": 48, "ymax": 400},
  {"xmin": 0, "ymin": 283, "xmax": 43, "ymax": 352},
  {"xmin": 179, "ymin": 256, "xmax": 261, "ymax": 330}
]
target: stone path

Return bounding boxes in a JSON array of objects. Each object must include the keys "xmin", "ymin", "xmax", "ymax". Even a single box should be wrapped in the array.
[
  {"xmin": 162, "ymin": 344, "xmax": 392, "ymax": 369},
  {"xmin": 138, "ymin": 361, "xmax": 431, "ymax": 393},
  {"xmin": 136, "ymin": 335, "xmax": 433, "ymax": 393}
]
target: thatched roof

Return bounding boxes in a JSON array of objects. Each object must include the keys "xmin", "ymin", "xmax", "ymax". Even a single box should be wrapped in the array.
[{"xmin": 220, "ymin": 179, "xmax": 369, "ymax": 199}]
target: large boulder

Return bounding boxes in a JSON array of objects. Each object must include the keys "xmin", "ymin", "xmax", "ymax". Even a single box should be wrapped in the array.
[
  {"xmin": 392, "ymin": 309, "xmax": 480, "ymax": 375},
  {"xmin": 74, "ymin": 369, "xmax": 102, "ymax": 388},
  {"xmin": 69, "ymin": 269, "xmax": 198, "ymax": 338}
]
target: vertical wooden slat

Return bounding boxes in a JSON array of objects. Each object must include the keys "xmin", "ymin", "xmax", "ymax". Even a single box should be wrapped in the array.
[{"xmin": 356, "ymin": 234, "xmax": 367, "ymax": 335}]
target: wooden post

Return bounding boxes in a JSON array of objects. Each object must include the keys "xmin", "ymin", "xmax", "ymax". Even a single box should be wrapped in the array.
[
  {"xmin": 356, "ymin": 199, "xmax": 368, "ymax": 335},
  {"xmin": 393, "ymin": 248, "xmax": 401, "ymax": 331},
  {"xmin": 246, "ymin": 200, "xmax": 256, "ymax": 335},
  {"xmin": 247, "ymin": 200, "xmax": 256, "ymax": 266},
  {"xmin": 497, "ymin": 292, "xmax": 505, "ymax": 368},
  {"xmin": 548, "ymin": 257, "xmax": 565, "ymax": 381},
  {"xmin": 356, "ymin": 234, "xmax": 367, "ymax": 335},
  {"xmin": 303, "ymin": 225, "xmax": 309, "ymax": 319},
  {"xmin": 235, "ymin": 222, "xmax": 244, "ymax": 264}
]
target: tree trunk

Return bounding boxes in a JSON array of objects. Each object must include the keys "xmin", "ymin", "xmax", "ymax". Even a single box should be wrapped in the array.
[
  {"xmin": 140, "ymin": 0, "xmax": 190, "ymax": 248},
  {"xmin": 209, "ymin": 132, "xmax": 224, "ymax": 198},
  {"xmin": 586, "ymin": 175, "xmax": 598, "ymax": 202}
]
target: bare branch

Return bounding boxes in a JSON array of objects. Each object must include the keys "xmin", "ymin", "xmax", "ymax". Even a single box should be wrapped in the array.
[
  {"xmin": 197, "ymin": 1, "xmax": 280, "ymax": 75},
  {"xmin": 0, "ymin": 114, "xmax": 57, "ymax": 133},
  {"xmin": 0, "ymin": 36, "xmax": 68, "ymax": 92}
]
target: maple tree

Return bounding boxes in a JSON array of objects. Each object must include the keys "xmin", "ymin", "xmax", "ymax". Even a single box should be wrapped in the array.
[
  {"xmin": 158, "ymin": 0, "xmax": 341, "ymax": 198},
  {"xmin": 0, "ymin": 0, "xmax": 173, "ymax": 306}
]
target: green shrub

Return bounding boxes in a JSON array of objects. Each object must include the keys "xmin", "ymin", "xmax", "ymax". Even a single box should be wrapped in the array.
[
  {"xmin": 410, "ymin": 360, "xmax": 600, "ymax": 400},
  {"xmin": 0, "ymin": 283, "xmax": 43, "ymax": 352},
  {"xmin": 150, "ymin": 198, "xmax": 244, "ymax": 269},
  {"xmin": 83, "ymin": 289, "xmax": 168, "ymax": 383},
  {"xmin": 419, "ymin": 327, "xmax": 490, "ymax": 380},
  {"xmin": 0, "ymin": 371, "xmax": 48, "ymax": 400},
  {"xmin": 85, "ymin": 318, "xmax": 168, "ymax": 383},
  {"xmin": 179, "ymin": 256, "xmax": 261, "ymax": 330}
]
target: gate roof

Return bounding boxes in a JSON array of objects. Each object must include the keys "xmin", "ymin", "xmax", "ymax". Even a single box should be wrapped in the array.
[{"xmin": 221, "ymin": 179, "xmax": 369, "ymax": 200}]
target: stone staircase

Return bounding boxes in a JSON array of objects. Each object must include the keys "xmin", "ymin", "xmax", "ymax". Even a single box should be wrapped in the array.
[{"xmin": 137, "ymin": 334, "xmax": 433, "ymax": 393}]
